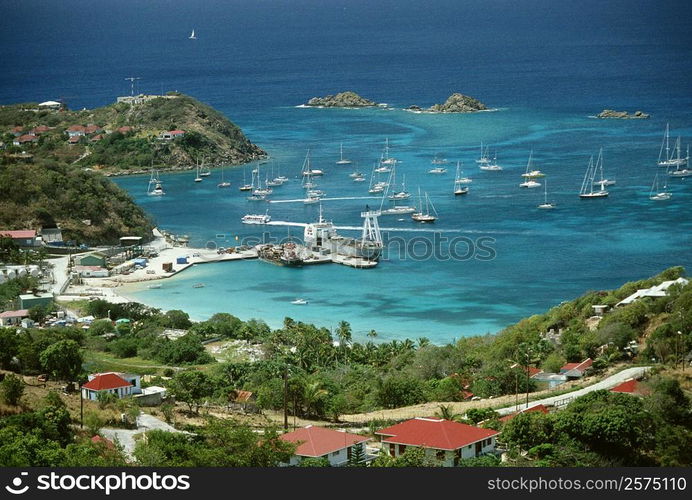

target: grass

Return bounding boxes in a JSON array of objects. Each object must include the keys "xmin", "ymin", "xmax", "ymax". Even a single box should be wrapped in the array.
[{"xmin": 83, "ymin": 351, "xmax": 167, "ymax": 375}]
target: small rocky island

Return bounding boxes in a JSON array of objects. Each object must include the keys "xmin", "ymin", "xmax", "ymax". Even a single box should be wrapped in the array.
[
  {"xmin": 596, "ymin": 109, "xmax": 649, "ymax": 119},
  {"xmin": 407, "ymin": 93, "xmax": 488, "ymax": 113},
  {"xmin": 304, "ymin": 91, "xmax": 379, "ymax": 108}
]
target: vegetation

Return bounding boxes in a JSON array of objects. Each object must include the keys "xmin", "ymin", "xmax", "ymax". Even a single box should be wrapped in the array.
[{"xmin": 0, "ymin": 94, "xmax": 265, "ymax": 174}]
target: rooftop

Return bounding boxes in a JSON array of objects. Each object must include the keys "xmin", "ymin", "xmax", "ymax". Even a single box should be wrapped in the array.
[
  {"xmin": 82, "ymin": 373, "xmax": 132, "ymax": 391},
  {"xmin": 280, "ymin": 426, "xmax": 368, "ymax": 457},
  {"xmin": 375, "ymin": 417, "xmax": 499, "ymax": 451}
]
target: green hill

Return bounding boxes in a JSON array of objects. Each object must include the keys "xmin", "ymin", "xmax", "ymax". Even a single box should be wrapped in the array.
[{"xmin": 0, "ymin": 93, "xmax": 266, "ymax": 174}]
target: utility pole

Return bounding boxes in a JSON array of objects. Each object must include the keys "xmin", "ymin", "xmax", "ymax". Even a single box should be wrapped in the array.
[
  {"xmin": 283, "ymin": 367, "xmax": 288, "ymax": 431},
  {"xmin": 80, "ymin": 387, "xmax": 83, "ymax": 429}
]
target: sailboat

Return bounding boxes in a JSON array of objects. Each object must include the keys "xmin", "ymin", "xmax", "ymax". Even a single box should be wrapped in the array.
[
  {"xmin": 267, "ymin": 161, "xmax": 284, "ymax": 186},
  {"xmin": 239, "ymin": 166, "xmax": 253, "ymax": 191},
  {"xmin": 479, "ymin": 149, "xmax": 503, "ymax": 171},
  {"xmin": 537, "ymin": 178, "xmax": 555, "ymax": 209},
  {"xmin": 476, "ymin": 142, "xmax": 490, "ymax": 165},
  {"xmin": 252, "ymin": 164, "xmax": 273, "ymax": 197},
  {"xmin": 336, "ymin": 143, "xmax": 352, "ymax": 165},
  {"xmin": 388, "ymin": 169, "xmax": 410, "ymax": 199},
  {"xmin": 519, "ymin": 151, "xmax": 542, "ymax": 188},
  {"xmin": 194, "ymin": 161, "xmax": 203, "ymax": 182},
  {"xmin": 658, "ymin": 124, "xmax": 687, "ymax": 168},
  {"xmin": 199, "ymin": 158, "xmax": 211, "ymax": 177},
  {"xmin": 188, "ymin": 29, "xmax": 196, "ymax": 40},
  {"xmin": 217, "ymin": 165, "xmax": 231, "ymax": 188},
  {"xmin": 431, "ymin": 154, "xmax": 448, "ymax": 165},
  {"xmin": 668, "ymin": 144, "xmax": 692, "ymax": 178},
  {"xmin": 453, "ymin": 161, "xmax": 469, "ymax": 195},
  {"xmin": 649, "ymin": 173, "xmax": 672, "ymax": 201},
  {"xmin": 380, "ymin": 138, "xmax": 398, "ymax": 166},
  {"xmin": 592, "ymin": 148, "xmax": 615, "ymax": 187},
  {"xmin": 412, "ymin": 188, "xmax": 438, "ymax": 222},
  {"xmin": 147, "ymin": 169, "xmax": 165, "ymax": 196},
  {"xmin": 579, "ymin": 154, "xmax": 608, "ymax": 198}
]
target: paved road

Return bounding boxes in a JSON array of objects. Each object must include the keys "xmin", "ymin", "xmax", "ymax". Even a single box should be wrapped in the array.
[
  {"xmin": 99, "ymin": 412, "xmax": 187, "ymax": 459},
  {"xmin": 495, "ymin": 366, "xmax": 652, "ymax": 415}
]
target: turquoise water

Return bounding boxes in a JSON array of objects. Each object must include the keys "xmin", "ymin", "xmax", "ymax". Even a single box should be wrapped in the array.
[
  {"xmin": 3, "ymin": 0, "xmax": 690, "ymax": 343},
  {"xmin": 115, "ymin": 107, "xmax": 692, "ymax": 343}
]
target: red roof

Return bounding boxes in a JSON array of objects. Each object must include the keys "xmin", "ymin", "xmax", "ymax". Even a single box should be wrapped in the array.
[
  {"xmin": 561, "ymin": 358, "xmax": 592, "ymax": 373},
  {"xmin": 68, "ymin": 136, "xmax": 82, "ymax": 143},
  {"xmin": 0, "ymin": 309, "xmax": 29, "ymax": 319},
  {"xmin": 67, "ymin": 125, "xmax": 86, "ymax": 132},
  {"xmin": 90, "ymin": 134, "xmax": 104, "ymax": 142},
  {"xmin": 32, "ymin": 125, "xmax": 51, "ymax": 134},
  {"xmin": 91, "ymin": 435, "xmax": 115, "ymax": 449},
  {"xmin": 82, "ymin": 373, "xmax": 132, "ymax": 391},
  {"xmin": 11, "ymin": 126, "xmax": 24, "ymax": 133},
  {"xmin": 376, "ymin": 418, "xmax": 499, "ymax": 451},
  {"xmin": 0, "ymin": 230, "xmax": 36, "ymax": 239},
  {"xmin": 499, "ymin": 404, "xmax": 550, "ymax": 423},
  {"xmin": 117, "ymin": 126, "xmax": 133, "ymax": 133},
  {"xmin": 280, "ymin": 426, "xmax": 368, "ymax": 457},
  {"xmin": 17, "ymin": 134, "xmax": 38, "ymax": 143},
  {"xmin": 168, "ymin": 129, "xmax": 186, "ymax": 135},
  {"xmin": 610, "ymin": 379, "xmax": 649, "ymax": 395},
  {"xmin": 84, "ymin": 125, "xmax": 102, "ymax": 134}
]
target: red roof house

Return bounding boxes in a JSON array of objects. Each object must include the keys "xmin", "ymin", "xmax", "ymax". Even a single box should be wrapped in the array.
[
  {"xmin": 279, "ymin": 426, "xmax": 370, "ymax": 466},
  {"xmin": 117, "ymin": 126, "xmax": 134, "ymax": 134},
  {"xmin": 13, "ymin": 134, "xmax": 38, "ymax": 146},
  {"xmin": 560, "ymin": 358, "xmax": 593, "ymax": 378},
  {"xmin": 81, "ymin": 373, "xmax": 133, "ymax": 400},
  {"xmin": 0, "ymin": 309, "xmax": 30, "ymax": 326},
  {"xmin": 84, "ymin": 124, "xmax": 102, "ymax": 135},
  {"xmin": 31, "ymin": 125, "xmax": 51, "ymax": 135},
  {"xmin": 66, "ymin": 125, "xmax": 86, "ymax": 137},
  {"xmin": 375, "ymin": 417, "xmax": 500, "ymax": 466},
  {"xmin": 68, "ymin": 135, "xmax": 82, "ymax": 144},
  {"xmin": 0, "ymin": 230, "xmax": 37, "ymax": 247}
]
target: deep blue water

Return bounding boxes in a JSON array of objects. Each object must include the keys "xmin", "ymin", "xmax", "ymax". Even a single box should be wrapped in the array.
[{"xmin": 2, "ymin": 0, "xmax": 691, "ymax": 342}]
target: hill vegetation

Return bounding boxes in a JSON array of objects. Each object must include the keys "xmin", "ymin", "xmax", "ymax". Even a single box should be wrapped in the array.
[{"xmin": 0, "ymin": 93, "xmax": 265, "ymax": 174}]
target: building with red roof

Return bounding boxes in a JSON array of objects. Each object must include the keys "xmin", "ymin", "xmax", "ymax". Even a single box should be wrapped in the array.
[
  {"xmin": 84, "ymin": 124, "xmax": 102, "ymax": 135},
  {"xmin": 0, "ymin": 229, "xmax": 37, "ymax": 247},
  {"xmin": 13, "ymin": 134, "xmax": 38, "ymax": 146},
  {"xmin": 498, "ymin": 404, "xmax": 550, "ymax": 424},
  {"xmin": 117, "ymin": 126, "xmax": 134, "ymax": 134},
  {"xmin": 375, "ymin": 417, "xmax": 500, "ymax": 466},
  {"xmin": 0, "ymin": 309, "xmax": 30, "ymax": 327},
  {"xmin": 279, "ymin": 425, "xmax": 371, "ymax": 466},
  {"xmin": 66, "ymin": 125, "xmax": 86, "ymax": 137},
  {"xmin": 560, "ymin": 358, "xmax": 593, "ymax": 379},
  {"xmin": 159, "ymin": 130, "xmax": 186, "ymax": 140},
  {"xmin": 81, "ymin": 373, "xmax": 134, "ymax": 400}
]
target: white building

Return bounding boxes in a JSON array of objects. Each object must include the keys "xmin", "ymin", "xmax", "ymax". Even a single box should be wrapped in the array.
[{"xmin": 279, "ymin": 426, "xmax": 371, "ymax": 466}]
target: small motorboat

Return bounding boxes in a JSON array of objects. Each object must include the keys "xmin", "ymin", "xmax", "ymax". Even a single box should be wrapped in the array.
[
  {"xmin": 291, "ymin": 298, "xmax": 308, "ymax": 305},
  {"xmin": 192, "ymin": 283, "xmax": 205, "ymax": 288}
]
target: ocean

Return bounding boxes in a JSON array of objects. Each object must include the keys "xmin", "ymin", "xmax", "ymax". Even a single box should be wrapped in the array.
[{"xmin": 2, "ymin": 0, "xmax": 691, "ymax": 343}]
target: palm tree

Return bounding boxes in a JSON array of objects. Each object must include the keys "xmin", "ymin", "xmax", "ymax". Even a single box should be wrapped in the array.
[
  {"xmin": 435, "ymin": 404, "xmax": 463, "ymax": 422},
  {"xmin": 417, "ymin": 337, "xmax": 430, "ymax": 348},
  {"xmin": 302, "ymin": 381, "xmax": 328, "ymax": 418},
  {"xmin": 367, "ymin": 329, "xmax": 378, "ymax": 338}
]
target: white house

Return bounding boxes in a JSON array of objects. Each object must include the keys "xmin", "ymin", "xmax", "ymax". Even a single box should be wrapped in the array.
[
  {"xmin": 616, "ymin": 278, "xmax": 689, "ymax": 307},
  {"xmin": 375, "ymin": 417, "xmax": 500, "ymax": 467},
  {"xmin": 38, "ymin": 100, "xmax": 62, "ymax": 109},
  {"xmin": 279, "ymin": 426, "xmax": 371, "ymax": 466},
  {"xmin": 81, "ymin": 372, "xmax": 142, "ymax": 401}
]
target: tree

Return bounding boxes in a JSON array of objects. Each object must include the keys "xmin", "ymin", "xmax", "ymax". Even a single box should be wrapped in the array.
[
  {"xmin": 298, "ymin": 457, "xmax": 331, "ymax": 467},
  {"xmin": 84, "ymin": 410, "xmax": 104, "ymax": 436},
  {"xmin": 88, "ymin": 319, "xmax": 115, "ymax": 336},
  {"xmin": 0, "ymin": 328, "xmax": 18, "ymax": 369},
  {"xmin": 1, "ymin": 373, "xmax": 24, "ymax": 405},
  {"xmin": 435, "ymin": 404, "xmax": 463, "ymax": 422},
  {"xmin": 466, "ymin": 407, "xmax": 499, "ymax": 424},
  {"xmin": 347, "ymin": 443, "xmax": 366, "ymax": 467},
  {"xmin": 28, "ymin": 305, "xmax": 48, "ymax": 324},
  {"xmin": 39, "ymin": 339, "xmax": 83, "ymax": 380},
  {"xmin": 163, "ymin": 309, "xmax": 192, "ymax": 330},
  {"xmin": 168, "ymin": 370, "xmax": 214, "ymax": 413}
]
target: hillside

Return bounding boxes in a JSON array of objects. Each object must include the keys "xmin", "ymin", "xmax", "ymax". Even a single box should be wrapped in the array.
[
  {"xmin": 0, "ymin": 162, "xmax": 153, "ymax": 244},
  {"xmin": 0, "ymin": 93, "xmax": 266, "ymax": 174}
]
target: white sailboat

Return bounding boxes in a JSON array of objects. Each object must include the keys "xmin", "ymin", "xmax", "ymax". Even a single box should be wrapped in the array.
[
  {"xmin": 199, "ymin": 158, "xmax": 211, "ymax": 177},
  {"xmin": 194, "ymin": 161, "xmax": 202, "ymax": 182},
  {"xmin": 592, "ymin": 148, "xmax": 616, "ymax": 187},
  {"xmin": 476, "ymin": 142, "xmax": 490, "ymax": 165},
  {"xmin": 649, "ymin": 173, "xmax": 672, "ymax": 201},
  {"xmin": 579, "ymin": 154, "xmax": 608, "ymax": 198},
  {"xmin": 668, "ymin": 145, "xmax": 692, "ymax": 178},
  {"xmin": 411, "ymin": 188, "xmax": 438, "ymax": 222},
  {"xmin": 479, "ymin": 149, "xmax": 503, "ymax": 171},
  {"xmin": 453, "ymin": 161, "xmax": 469, "ymax": 195},
  {"xmin": 147, "ymin": 169, "xmax": 165, "ymax": 196},
  {"xmin": 431, "ymin": 154, "xmax": 448, "ymax": 165},
  {"xmin": 336, "ymin": 143, "xmax": 352, "ymax": 165},
  {"xmin": 380, "ymin": 138, "xmax": 398, "ymax": 166},
  {"xmin": 519, "ymin": 151, "xmax": 542, "ymax": 188},
  {"xmin": 388, "ymin": 169, "xmax": 410, "ymax": 199},
  {"xmin": 657, "ymin": 124, "xmax": 687, "ymax": 168},
  {"xmin": 188, "ymin": 29, "xmax": 196, "ymax": 40},
  {"xmin": 217, "ymin": 165, "xmax": 231, "ymax": 188},
  {"xmin": 239, "ymin": 165, "xmax": 253, "ymax": 191},
  {"xmin": 537, "ymin": 178, "xmax": 555, "ymax": 209}
]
